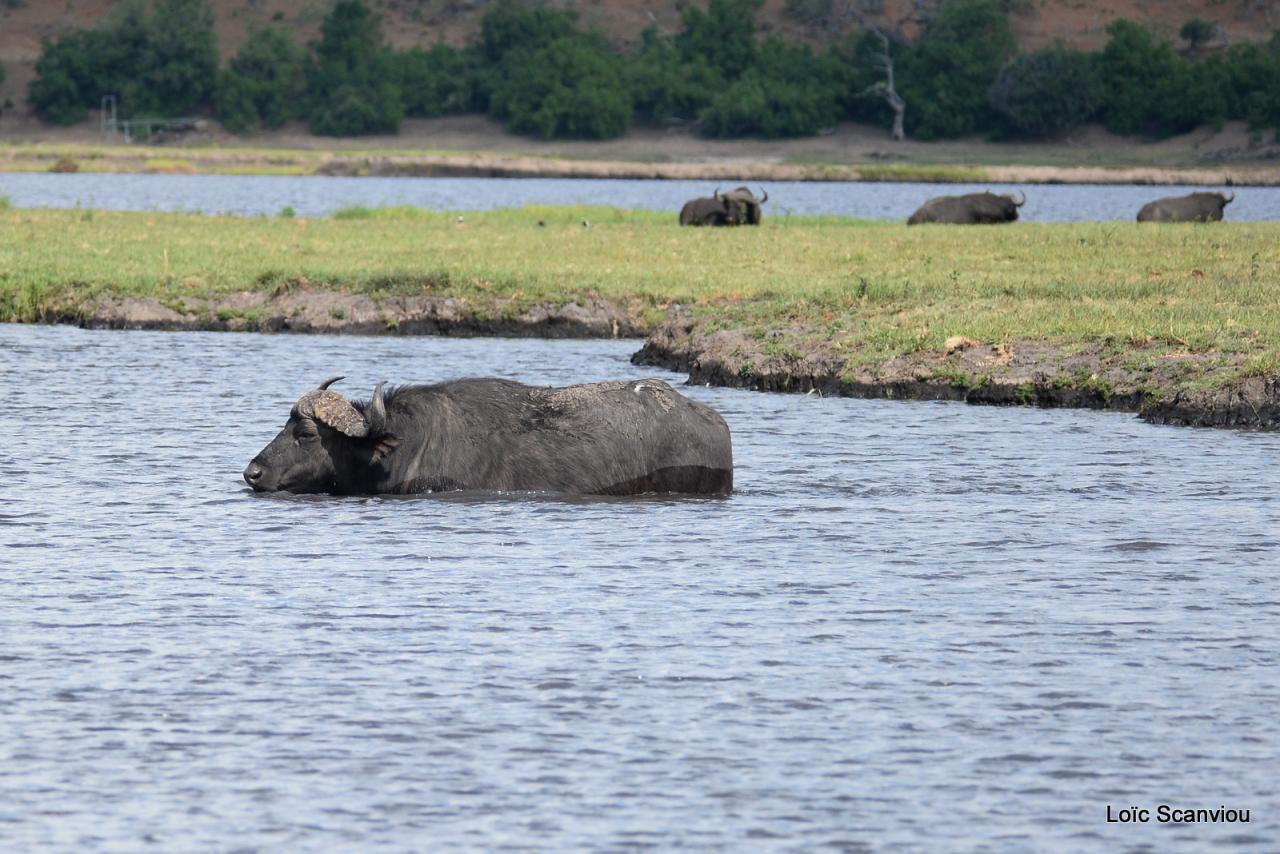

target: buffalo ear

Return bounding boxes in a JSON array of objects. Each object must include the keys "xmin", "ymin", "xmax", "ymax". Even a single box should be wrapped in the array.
[{"xmin": 370, "ymin": 433, "xmax": 401, "ymax": 463}]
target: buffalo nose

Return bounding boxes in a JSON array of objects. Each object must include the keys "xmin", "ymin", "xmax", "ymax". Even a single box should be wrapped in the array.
[{"xmin": 243, "ymin": 462, "xmax": 264, "ymax": 487}]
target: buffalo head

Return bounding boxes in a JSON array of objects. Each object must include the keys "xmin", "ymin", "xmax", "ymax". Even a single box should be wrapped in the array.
[
  {"xmin": 723, "ymin": 186, "xmax": 768, "ymax": 225},
  {"xmin": 244, "ymin": 377, "xmax": 394, "ymax": 493}
]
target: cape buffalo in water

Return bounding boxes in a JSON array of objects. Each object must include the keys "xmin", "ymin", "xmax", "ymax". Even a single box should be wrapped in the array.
[
  {"xmin": 244, "ymin": 376, "xmax": 733, "ymax": 496},
  {"xmin": 906, "ymin": 191, "xmax": 1026, "ymax": 225},
  {"xmin": 1136, "ymin": 191, "xmax": 1234, "ymax": 223}
]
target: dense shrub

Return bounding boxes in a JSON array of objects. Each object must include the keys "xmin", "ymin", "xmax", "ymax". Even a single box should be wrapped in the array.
[
  {"xmin": 988, "ymin": 49, "xmax": 1100, "ymax": 137},
  {"xmin": 478, "ymin": 2, "xmax": 630, "ymax": 138},
  {"xmin": 395, "ymin": 44, "xmax": 480, "ymax": 118},
  {"xmin": 141, "ymin": 0, "xmax": 218, "ymax": 116},
  {"xmin": 216, "ymin": 26, "xmax": 303, "ymax": 133},
  {"xmin": 898, "ymin": 0, "xmax": 1017, "ymax": 139},
  {"xmin": 1218, "ymin": 36, "xmax": 1280, "ymax": 129},
  {"xmin": 627, "ymin": 27, "xmax": 719, "ymax": 124},
  {"xmin": 29, "ymin": 0, "xmax": 216, "ymax": 122},
  {"xmin": 480, "ymin": 0, "xmax": 575, "ymax": 62},
  {"xmin": 676, "ymin": 0, "xmax": 763, "ymax": 79},
  {"xmin": 29, "ymin": 32, "xmax": 104, "ymax": 124},
  {"xmin": 305, "ymin": 0, "xmax": 401, "ymax": 135},
  {"xmin": 493, "ymin": 37, "xmax": 631, "ymax": 138},
  {"xmin": 1096, "ymin": 20, "xmax": 1216, "ymax": 136},
  {"xmin": 702, "ymin": 40, "xmax": 848, "ymax": 137}
]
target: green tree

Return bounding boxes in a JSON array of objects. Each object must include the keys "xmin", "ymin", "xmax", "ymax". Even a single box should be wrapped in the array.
[
  {"xmin": 137, "ymin": 0, "xmax": 218, "ymax": 116},
  {"xmin": 1218, "ymin": 36, "xmax": 1280, "ymax": 129},
  {"xmin": 396, "ymin": 44, "xmax": 480, "ymax": 118},
  {"xmin": 494, "ymin": 36, "xmax": 631, "ymax": 138},
  {"xmin": 627, "ymin": 25, "xmax": 719, "ymax": 124},
  {"xmin": 28, "ymin": 0, "xmax": 217, "ymax": 122},
  {"xmin": 675, "ymin": 0, "xmax": 763, "ymax": 79},
  {"xmin": 988, "ymin": 49, "xmax": 1100, "ymax": 137},
  {"xmin": 29, "ymin": 30, "xmax": 121, "ymax": 123},
  {"xmin": 1180, "ymin": 19, "xmax": 1215, "ymax": 52},
  {"xmin": 1097, "ymin": 20, "xmax": 1201, "ymax": 136},
  {"xmin": 479, "ymin": 0, "xmax": 574, "ymax": 63},
  {"xmin": 216, "ymin": 25, "xmax": 303, "ymax": 133},
  {"xmin": 702, "ymin": 39, "xmax": 848, "ymax": 137},
  {"xmin": 305, "ymin": 0, "xmax": 401, "ymax": 136},
  {"xmin": 473, "ymin": 0, "xmax": 579, "ymax": 115},
  {"xmin": 898, "ymin": 0, "xmax": 1017, "ymax": 139}
]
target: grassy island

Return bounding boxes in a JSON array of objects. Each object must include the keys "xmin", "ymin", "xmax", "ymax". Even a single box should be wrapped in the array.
[{"xmin": 3, "ymin": 203, "xmax": 1279, "ymax": 427}]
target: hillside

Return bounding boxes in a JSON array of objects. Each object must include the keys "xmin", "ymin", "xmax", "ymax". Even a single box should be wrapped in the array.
[{"xmin": 2, "ymin": 0, "xmax": 1278, "ymax": 116}]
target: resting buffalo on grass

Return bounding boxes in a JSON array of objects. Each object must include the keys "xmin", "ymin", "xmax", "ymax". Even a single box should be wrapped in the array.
[
  {"xmin": 679, "ymin": 188, "xmax": 739, "ymax": 226},
  {"xmin": 1136, "ymin": 191, "xmax": 1234, "ymax": 223},
  {"xmin": 244, "ymin": 376, "xmax": 734, "ymax": 496},
  {"xmin": 722, "ymin": 186, "xmax": 768, "ymax": 225},
  {"xmin": 906, "ymin": 191, "xmax": 1026, "ymax": 225}
]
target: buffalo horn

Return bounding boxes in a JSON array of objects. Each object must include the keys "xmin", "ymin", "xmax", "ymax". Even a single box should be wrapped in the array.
[
  {"xmin": 296, "ymin": 380, "xmax": 370, "ymax": 438},
  {"xmin": 1224, "ymin": 191, "xmax": 1235, "ymax": 204},
  {"xmin": 1013, "ymin": 190, "xmax": 1026, "ymax": 207},
  {"xmin": 713, "ymin": 186, "xmax": 721, "ymax": 199},
  {"xmin": 319, "ymin": 375, "xmax": 345, "ymax": 390},
  {"xmin": 366, "ymin": 381, "xmax": 388, "ymax": 434},
  {"xmin": 758, "ymin": 187, "xmax": 768, "ymax": 204}
]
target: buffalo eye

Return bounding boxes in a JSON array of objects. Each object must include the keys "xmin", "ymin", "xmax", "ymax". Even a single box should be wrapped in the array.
[{"xmin": 294, "ymin": 422, "xmax": 320, "ymax": 445}]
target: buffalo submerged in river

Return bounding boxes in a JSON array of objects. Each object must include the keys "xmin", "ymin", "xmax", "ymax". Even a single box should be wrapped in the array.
[
  {"xmin": 906, "ymin": 191, "xmax": 1026, "ymax": 225},
  {"xmin": 243, "ymin": 376, "xmax": 734, "ymax": 496},
  {"xmin": 1136, "ymin": 191, "xmax": 1234, "ymax": 223}
]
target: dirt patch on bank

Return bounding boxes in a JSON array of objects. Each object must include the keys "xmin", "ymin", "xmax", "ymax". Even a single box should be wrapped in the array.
[
  {"xmin": 632, "ymin": 313, "xmax": 1280, "ymax": 430},
  {"xmin": 55, "ymin": 287, "xmax": 645, "ymax": 339}
]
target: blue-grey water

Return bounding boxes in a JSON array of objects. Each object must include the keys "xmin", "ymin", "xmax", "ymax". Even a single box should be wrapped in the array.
[
  {"xmin": 1, "ymin": 323, "xmax": 1277, "ymax": 851},
  {"xmin": 1, "ymin": 172, "xmax": 1277, "ymax": 222}
]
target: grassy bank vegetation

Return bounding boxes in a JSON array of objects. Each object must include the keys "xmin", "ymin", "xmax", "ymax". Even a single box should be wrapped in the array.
[
  {"xmin": 3, "ymin": 204, "xmax": 1279, "ymax": 382},
  {"xmin": 0, "ymin": 143, "xmax": 1005, "ymax": 181}
]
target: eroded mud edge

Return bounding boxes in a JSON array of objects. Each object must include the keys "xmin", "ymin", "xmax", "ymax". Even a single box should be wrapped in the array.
[
  {"xmin": 24, "ymin": 292, "xmax": 1280, "ymax": 430},
  {"xmin": 631, "ymin": 316, "xmax": 1280, "ymax": 431},
  {"xmin": 42, "ymin": 290, "xmax": 647, "ymax": 339}
]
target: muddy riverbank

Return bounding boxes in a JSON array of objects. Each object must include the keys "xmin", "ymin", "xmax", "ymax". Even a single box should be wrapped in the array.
[{"xmin": 27, "ymin": 291, "xmax": 1280, "ymax": 430}]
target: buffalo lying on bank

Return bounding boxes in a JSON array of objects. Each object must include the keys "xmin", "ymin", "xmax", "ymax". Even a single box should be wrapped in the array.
[
  {"xmin": 679, "ymin": 186, "xmax": 768, "ymax": 226},
  {"xmin": 244, "ymin": 376, "xmax": 734, "ymax": 496},
  {"xmin": 1136, "ymin": 192, "xmax": 1234, "ymax": 223},
  {"xmin": 722, "ymin": 186, "xmax": 768, "ymax": 225},
  {"xmin": 906, "ymin": 191, "xmax": 1026, "ymax": 225}
]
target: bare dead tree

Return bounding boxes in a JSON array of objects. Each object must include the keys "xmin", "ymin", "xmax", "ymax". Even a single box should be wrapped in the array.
[
  {"xmin": 856, "ymin": 25, "xmax": 905, "ymax": 141},
  {"xmin": 784, "ymin": 0, "xmax": 935, "ymax": 141}
]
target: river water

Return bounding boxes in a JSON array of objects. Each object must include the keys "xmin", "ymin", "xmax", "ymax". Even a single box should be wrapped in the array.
[
  {"xmin": 2, "ymin": 172, "xmax": 1278, "ymax": 222},
  {"xmin": 2, "ymin": 323, "xmax": 1278, "ymax": 851}
]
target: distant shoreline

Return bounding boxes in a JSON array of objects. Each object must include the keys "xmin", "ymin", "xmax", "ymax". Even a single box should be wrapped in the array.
[
  {"xmin": 2, "ymin": 145, "xmax": 1277, "ymax": 186},
  {"xmin": 3, "ymin": 116, "xmax": 1280, "ymax": 186}
]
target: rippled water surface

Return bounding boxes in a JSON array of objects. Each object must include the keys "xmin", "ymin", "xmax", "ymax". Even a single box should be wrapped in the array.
[
  {"xmin": 2, "ymin": 172, "xmax": 1278, "ymax": 222},
  {"xmin": 2, "ymin": 324, "xmax": 1279, "ymax": 851}
]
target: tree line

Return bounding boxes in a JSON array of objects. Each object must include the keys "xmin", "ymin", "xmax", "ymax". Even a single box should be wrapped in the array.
[{"xmin": 24, "ymin": 0, "xmax": 1280, "ymax": 142}]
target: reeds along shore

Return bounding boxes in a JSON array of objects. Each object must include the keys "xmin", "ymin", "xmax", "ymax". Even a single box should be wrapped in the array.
[
  {"xmin": 2, "ymin": 205, "xmax": 1279, "ymax": 428},
  {"xmin": 2, "ymin": 143, "xmax": 1280, "ymax": 185}
]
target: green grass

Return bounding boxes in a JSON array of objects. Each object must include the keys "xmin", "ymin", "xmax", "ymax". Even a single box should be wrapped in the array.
[
  {"xmin": 854, "ymin": 164, "xmax": 992, "ymax": 183},
  {"xmin": 3, "ymin": 204, "xmax": 1279, "ymax": 373}
]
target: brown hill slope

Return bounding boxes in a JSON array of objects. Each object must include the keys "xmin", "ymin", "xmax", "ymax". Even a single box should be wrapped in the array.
[{"xmin": 1, "ymin": 0, "xmax": 1277, "ymax": 120}]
